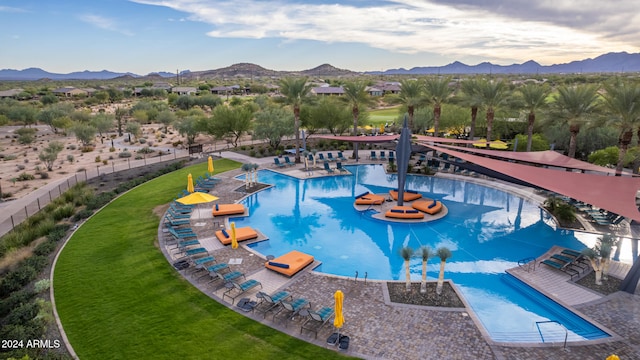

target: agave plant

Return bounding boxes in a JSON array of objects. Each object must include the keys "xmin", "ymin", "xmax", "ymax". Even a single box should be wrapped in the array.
[
  {"xmin": 435, "ymin": 247, "xmax": 452, "ymax": 295},
  {"xmin": 400, "ymin": 246, "xmax": 414, "ymax": 292},
  {"xmin": 418, "ymin": 246, "xmax": 432, "ymax": 294}
]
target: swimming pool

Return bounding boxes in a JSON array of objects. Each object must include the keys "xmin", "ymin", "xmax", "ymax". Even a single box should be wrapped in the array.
[{"xmin": 235, "ymin": 165, "xmax": 610, "ymax": 342}]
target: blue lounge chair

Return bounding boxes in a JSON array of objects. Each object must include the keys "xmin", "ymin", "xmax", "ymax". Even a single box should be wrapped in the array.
[
  {"xmin": 284, "ymin": 156, "xmax": 296, "ymax": 166},
  {"xmin": 207, "ymin": 271, "xmax": 245, "ymax": 287},
  {"xmin": 337, "ymin": 152, "xmax": 346, "ymax": 161},
  {"xmin": 379, "ymin": 151, "xmax": 386, "ymax": 161},
  {"xmin": 223, "ymin": 279, "xmax": 262, "ymax": 304},
  {"xmin": 541, "ymin": 259, "xmax": 579, "ymax": 279},
  {"xmin": 388, "ymin": 151, "xmax": 395, "ymax": 162},
  {"xmin": 327, "ymin": 153, "xmax": 337, "ymax": 162},
  {"xmin": 301, "ymin": 307, "xmax": 334, "ymax": 338},
  {"xmin": 274, "ymin": 297, "xmax": 311, "ymax": 325},
  {"xmin": 318, "ymin": 153, "xmax": 327, "ymax": 162},
  {"xmin": 274, "ymin": 158, "xmax": 286, "ymax": 168},
  {"xmin": 254, "ymin": 290, "xmax": 292, "ymax": 318},
  {"xmin": 336, "ymin": 162, "xmax": 348, "ymax": 173},
  {"xmin": 323, "ymin": 161, "xmax": 335, "ymax": 174},
  {"xmin": 370, "ymin": 151, "xmax": 378, "ymax": 160}
]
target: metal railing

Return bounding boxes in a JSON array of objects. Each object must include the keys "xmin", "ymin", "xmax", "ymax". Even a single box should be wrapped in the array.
[{"xmin": 535, "ymin": 320, "xmax": 568, "ymax": 349}]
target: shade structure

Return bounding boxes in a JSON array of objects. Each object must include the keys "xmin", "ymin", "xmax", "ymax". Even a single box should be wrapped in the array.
[
  {"xmin": 187, "ymin": 173, "xmax": 194, "ymax": 193},
  {"xmin": 208, "ymin": 156, "xmax": 214, "ymax": 174},
  {"xmin": 333, "ymin": 290, "xmax": 344, "ymax": 329},
  {"xmin": 395, "ymin": 116, "xmax": 412, "ymax": 206},
  {"xmin": 176, "ymin": 192, "xmax": 219, "ymax": 205},
  {"xmin": 231, "ymin": 222, "xmax": 238, "ymax": 249}
]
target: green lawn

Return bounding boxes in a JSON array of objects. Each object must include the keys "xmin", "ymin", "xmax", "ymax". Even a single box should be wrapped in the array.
[
  {"xmin": 368, "ymin": 106, "xmax": 402, "ymax": 125},
  {"xmin": 53, "ymin": 159, "xmax": 347, "ymax": 360}
]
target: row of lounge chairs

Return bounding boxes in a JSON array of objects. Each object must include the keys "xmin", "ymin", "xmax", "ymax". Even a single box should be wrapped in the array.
[
  {"xmin": 273, "ymin": 156, "xmax": 296, "ymax": 168},
  {"xmin": 540, "ymin": 248, "xmax": 590, "ymax": 280},
  {"xmin": 323, "ymin": 161, "xmax": 349, "ymax": 174},
  {"xmin": 315, "ymin": 152, "xmax": 347, "ymax": 162},
  {"xmin": 369, "ymin": 151, "xmax": 395, "ymax": 162}
]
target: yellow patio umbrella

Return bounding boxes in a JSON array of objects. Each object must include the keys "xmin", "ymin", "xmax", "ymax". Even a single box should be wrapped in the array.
[
  {"xmin": 176, "ymin": 192, "xmax": 219, "ymax": 205},
  {"xmin": 187, "ymin": 173, "xmax": 195, "ymax": 193},
  {"xmin": 489, "ymin": 140, "xmax": 509, "ymax": 150},
  {"xmin": 606, "ymin": 355, "xmax": 619, "ymax": 360},
  {"xmin": 379, "ymin": 124, "xmax": 385, "ymax": 133},
  {"xmin": 426, "ymin": 127, "xmax": 435, "ymax": 133},
  {"xmin": 363, "ymin": 125, "xmax": 373, "ymax": 130},
  {"xmin": 231, "ymin": 221, "xmax": 238, "ymax": 249},
  {"xmin": 207, "ymin": 156, "xmax": 214, "ymax": 174},
  {"xmin": 472, "ymin": 138, "xmax": 488, "ymax": 148},
  {"xmin": 333, "ymin": 290, "xmax": 344, "ymax": 329}
]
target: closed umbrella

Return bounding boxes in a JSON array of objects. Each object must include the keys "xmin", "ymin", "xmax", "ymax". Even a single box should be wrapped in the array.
[
  {"xmin": 395, "ymin": 116, "xmax": 412, "ymax": 206},
  {"xmin": 231, "ymin": 221, "xmax": 238, "ymax": 249},
  {"xmin": 334, "ymin": 290, "xmax": 344, "ymax": 329},
  {"xmin": 208, "ymin": 156, "xmax": 214, "ymax": 174},
  {"xmin": 187, "ymin": 173, "xmax": 194, "ymax": 193}
]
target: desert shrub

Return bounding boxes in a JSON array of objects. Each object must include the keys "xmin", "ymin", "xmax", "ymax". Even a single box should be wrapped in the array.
[
  {"xmin": 102, "ymin": 159, "xmax": 108, "ymax": 165},
  {"xmin": 16, "ymin": 172, "xmax": 35, "ymax": 181},
  {"xmin": 33, "ymin": 239, "xmax": 57, "ymax": 256},
  {"xmin": 1, "ymin": 191, "xmax": 13, "ymax": 198},
  {"xmin": 0, "ymin": 288, "xmax": 36, "ymax": 318},
  {"xmin": 81, "ymin": 146, "xmax": 94, "ymax": 152},
  {"xmin": 85, "ymin": 192, "xmax": 115, "ymax": 210},
  {"xmin": 67, "ymin": 154, "xmax": 75, "ymax": 163},
  {"xmin": 72, "ymin": 208, "xmax": 94, "ymax": 221},
  {"xmin": 34, "ymin": 279, "xmax": 50, "ymax": 293},
  {"xmin": 16, "ymin": 164, "xmax": 25, "ymax": 170},
  {"xmin": 2, "ymin": 154, "xmax": 18, "ymax": 161},
  {"xmin": 95, "ymin": 156, "xmax": 101, "ymax": 163},
  {"xmin": 118, "ymin": 151, "xmax": 131, "ymax": 158},
  {"xmin": 135, "ymin": 155, "xmax": 143, "ymax": 160},
  {"xmin": 172, "ymin": 140, "xmax": 183, "ymax": 147},
  {"xmin": 109, "ymin": 147, "xmax": 116, "ymax": 152},
  {"xmin": 46, "ymin": 224, "xmax": 69, "ymax": 242},
  {"xmin": 68, "ymin": 144, "xmax": 77, "ymax": 150},
  {"xmin": 137, "ymin": 146, "xmax": 154, "ymax": 154},
  {"xmin": 0, "ymin": 266, "xmax": 37, "ymax": 297},
  {"xmin": 138, "ymin": 138, "xmax": 146, "ymax": 144},
  {"xmin": 5, "ymin": 301, "xmax": 39, "ymax": 325},
  {"xmin": 51, "ymin": 203, "xmax": 75, "ymax": 221},
  {"xmin": 249, "ymin": 150, "xmax": 256, "ymax": 157},
  {"xmin": 23, "ymin": 255, "xmax": 48, "ymax": 273},
  {"xmin": 38, "ymin": 171, "xmax": 49, "ymax": 179},
  {"xmin": 33, "ymin": 218, "xmax": 56, "ymax": 239}
]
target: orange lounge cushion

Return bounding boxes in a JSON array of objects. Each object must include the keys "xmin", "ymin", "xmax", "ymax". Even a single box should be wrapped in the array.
[
  {"xmin": 355, "ymin": 194, "xmax": 385, "ymax": 205},
  {"xmin": 265, "ymin": 250, "xmax": 314, "ymax": 277},
  {"xmin": 412, "ymin": 200, "xmax": 443, "ymax": 215},
  {"xmin": 212, "ymin": 203, "xmax": 246, "ymax": 216},
  {"xmin": 385, "ymin": 205, "xmax": 425, "ymax": 219},
  {"xmin": 215, "ymin": 226, "xmax": 258, "ymax": 245},
  {"xmin": 389, "ymin": 190, "xmax": 422, "ymax": 202}
]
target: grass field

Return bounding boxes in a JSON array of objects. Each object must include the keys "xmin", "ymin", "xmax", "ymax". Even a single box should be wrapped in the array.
[
  {"xmin": 368, "ymin": 106, "xmax": 402, "ymax": 125},
  {"xmin": 53, "ymin": 159, "xmax": 348, "ymax": 360}
]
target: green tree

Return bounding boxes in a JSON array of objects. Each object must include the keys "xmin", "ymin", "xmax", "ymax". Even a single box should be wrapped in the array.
[
  {"xmin": 418, "ymin": 246, "xmax": 432, "ymax": 294},
  {"xmin": 279, "ymin": 77, "xmax": 313, "ymax": 163},
  {"xmin": 397, "ymin": 79, "xmax": 424, "ymax": 131},
  {"xmin": 476, "ymin": 79, "xmax": 509, "ymax": 144},
  {"xmin": 91, "ymin": 113, "xmax": 115, "ymax": 144},
  {"xmin": 8, "ymin": 105, "xmax": 38, "ymax": 126},
  {"xmin": 424, "ymin": 76, "xmax": 453, "ymax": 137},
  {"xmin": 400, "ymin": 246, "xmax": 414, "ymax": 292},
  {"xmin": 70, "ymin": 122, "xmax": 97, "ymax": 146},
  {"xmin": 253, "ymin": 106, "xmax": 295, "ymax": 149},
  {"xmin": 38, "ymin": 141, "xmax": 64, "ymax": 171},
  {"xmin": 458, "ymin": 78, "xmax": 483, "ymax": 143},
  {"xmin": 125, "ymin": 121, "xmax": 141, "ymax": 141},
  {"xmin": 309, "ymin": 97, "xmax": 351, "ymax": 136},
  {"xmin": 115, "ymin": 107, "xmax": 128, "ymax": 136},
  {"xmin": 343, "ymin": 80, "xmax": 374, "ymax": 159},
  {"xmin": 15, "ymin": 127, "xmax": 36, "ymax": 144},
  {"xmin": 516, "ymin": 83, "xmax": 550, "ymax": 151},
  {"xmin": 174, "ymin": 116, "xmax": 201, "ymax": 145},
  {"xmin": 157, "ymin": 110, "xmax": 177, "ymax": 133},
  {"xmin": 514, "ymin": 133, "xmax": 549, "ymax": 152},
  {"xmin": 435, "ymin": 247, "xmax": 452, "ymax": 295},
  {"xmin": 93, "ymin": 91, "xmax": 110, "ymax": 104},
  {"xmin": 550, "ymin": 84, "xmax": 600, "ymax": 158},
  {"xmin": 602, "ymin": 80, "xmax": 640, "ymax": 175},
  {"xmin": 207, "ymin": 105, "xmax": 254, "ymax": 147},
  {"xmin": 40, "ymin": 94, "xmax": 58, "ymax": 105},
  {"xmin": 588, "ymin": 146, "xmax": 620, "ymax": 166}
]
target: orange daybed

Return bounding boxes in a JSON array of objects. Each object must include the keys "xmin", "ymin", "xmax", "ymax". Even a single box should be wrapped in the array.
[
  {"xmin": 385, "ymin": 206, "xmax": 425, "ymax": 219},
  {"xmin": 265, "ymin": 250, "xmax": 314, "ymax": 277},
  {"xmin": 355, "ymin": 193, "xmax": 385, "ymax": 205},
  {"xmin": 389, "ymin": 190, "xmax": 422, "ymax": 202},
  {"xmin": 412, "ymin": 200, "xmax": 443, "ymax": 215},
  {"xmin": 212, "ymin": 203, "xmax": 246, "ymax": 217},
  {"xmin": 215, "ymin": 227, "xmax": 259, "ymax": 245}
]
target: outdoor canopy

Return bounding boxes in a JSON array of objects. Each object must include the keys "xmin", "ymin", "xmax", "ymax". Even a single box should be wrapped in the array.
[{"xmin": 422, "ymin": 143, "xmax": 640, "ymax": 223}]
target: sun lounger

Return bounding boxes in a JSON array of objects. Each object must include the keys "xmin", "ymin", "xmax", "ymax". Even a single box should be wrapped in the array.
[
  {"xmin": 207, "ymin": 271, "xmax": 245, "ymax": 288},
  {"xmin": 379, "ymin": 151, "xmax": 386, "ymax": 161},
  {"xmin": 336, "ymin": 162, "xmax": 348, "ymax": 173},
  {"xmin": 540, "ymin": 259, "xmax": 579, "ymax": 279},
  {"xmin": 254, "ymin": 290, "xmax": 292, "ymax": 318},
  {"xmin": 550, "ymin": 254, "xmax": 588, "ymax": 273},
  {"xmin": 323, "ymin": 161, "xmax": 335, "ymax": 174},
  {"xmin": 273, "ymin": 158, "xmax": 286, "ymax": 168},
  {"xmin": 284, "ymin": 156, "xmax": 296, "ymax": 166},
  {"xmin": 223, "ymin": 279, "xmax": 262, "ymax": 304},
  {"xmin": 354, "ymin": 192, "xmax": 385, "ymax": 205},
  {"xmin": 273, "ymin": 297, "xmax": 311, "ymax": 325},
  {"xmin": 265, "ymin": 250, "xmax": 315, "ymax": 277},
  {"xmin": 385, "ymin": 206, "xmax": 425, "ymax": 219},
  {"xmin": 412, "ymin": 199, "xmax": 443, "ymax": 215},
  {"xmin": 301, "ymin": 307, "xmax": 334, "ymax": 338},
  {"xmin": 389, "ymin": 189, "xmax": 422, "ymax": 202},
  {"xmin": 215, "ymin": 227, "xmax": 258, "ymax": 245},
  {"xmin": 327, "ymin": 153, "xmax": 337, "ymax": 162},
  {"xmin": 337, "ymin": 152, "xmax": 347, "ymax": 162},
  {"xmin": 370, "ymin": 151, "xmax": 378, "ymax": 160},
  {"xmin": 318, "ymin": 153, "xmax": 327, "ymax": 162},
  {"xmin": 212, "ymin": 203, "xmax": 246, "ymax": 217}
]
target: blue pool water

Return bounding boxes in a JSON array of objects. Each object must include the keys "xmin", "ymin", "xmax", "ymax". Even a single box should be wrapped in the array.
[{"xmin": 235, "ymin": 165, "xmax": 610, "ymax": 342}]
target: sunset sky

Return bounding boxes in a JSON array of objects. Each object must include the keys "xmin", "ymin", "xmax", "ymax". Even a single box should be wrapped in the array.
[{"xmin": 1, "ymin": 0, "xmax": 639, "ymax": 74}]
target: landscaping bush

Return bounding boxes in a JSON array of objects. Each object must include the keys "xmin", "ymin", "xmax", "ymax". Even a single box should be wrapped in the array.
[
  {"xmin": 17, "ymin": 172, "xmax": 35, "ymax": 181},
  {"xmin": 85, "ymin": 192, "xmax": 115, "ymax": 210},
  {"xmin": 38, "ymin": 171, "xmax": 49, "ymax": 179},
  {"xmin": 22, "ymin": 255, "xmax": 48, "ymax": 273},
  {"xmin": 81, "ymin": 146, "xmax": 94, "ymax": 153},
  {"xmin": 51, "ymin": 204, "xmax": 75, "ymax": 221},
  {"xmin": 33, "ymin": 239, "xmax": 57, "ymax": 257},
  {"xmin": 47, "ymin": 224, "xmax": 69, "ymax": 242},
  {"xmin": 118, "ymin": 151, "xmax": 132, "ymax": 158},
  {"xmin": 5, "ymin": 301, "xmax": 39, "ymax": 326},
  {"xmin": 138, "ymin": 138, "xmax": 147, "ymax": 144},
  {"xmin": 0, "ymin": 266, "xmax": 37, "ymax": 297},
  {"xmin": 95, "ymin": 156, "xmax": 101, "ymax": 163},
  {"xmin": 0, "ymin": 288, "xmax": 36, "ymax": 317},
  {"xmin": 72, "ymin": 208, "xmax": 94, "ymax": 222},
  {"xmin": 137, "ymin": 146, "xmax": 154, "ymax": 154}
]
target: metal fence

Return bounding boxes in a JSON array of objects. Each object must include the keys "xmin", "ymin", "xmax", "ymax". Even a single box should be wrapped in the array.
[{"xmin": 0, "ymin": 150, "xmax": 189, "ymax": 238}]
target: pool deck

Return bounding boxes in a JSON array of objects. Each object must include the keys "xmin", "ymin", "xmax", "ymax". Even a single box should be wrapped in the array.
[{"xmin": 160, "ymin": 152, "xmax": 640, "ymax": 360}]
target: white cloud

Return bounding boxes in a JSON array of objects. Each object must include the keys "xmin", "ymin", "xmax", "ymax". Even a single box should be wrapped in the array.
[
  {"xmin": 0, "ymin": 6, "xmax": 27, "ymax": 13},
  {"xmin": 130, "ymin": 0, "xmax": 639, "ymax": 65},
  {"xmin": 79, "ymin": 14, "xmax": 134, "ymax": 36}
]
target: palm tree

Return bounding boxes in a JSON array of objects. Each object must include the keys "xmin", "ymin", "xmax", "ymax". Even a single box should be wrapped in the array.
[
  {"xmin": 459, "ymin": 78, "xmax": 482, "ymax": 145},
  {"xmin": 398, "ymin": 79, "xmax": 424, "ymax": 131},
  {"xmin": 517, "ymin": 83, "xmax": 550, "ymax": 151},
  {"xmin": 581, "ymin": 235, "xmax": 614, "ymax": 285},
  {"xmin": 418, "ymin": 246, "xmax": 432, "ymax": 294},
  {"xmin": 602, "ymin": 80, "xmax": 640, "ymax": 176},
  {"xmin": 551, "ymin": 84, "xmax": 600, "ymax": 158},
  {"xmin": 435, "ymin": 247, "xmax": 452, "ymax": 295},
  {"xmin": 476, "ymin": 79, "xmax": 509, "ymax": 145},
  {"xmin": 400, "ymin": 246, "xmax": 414, "ymax": 292},
  {"xmin": 279, "ymin": 77, "xmax": 313, "ymax": 163},
  {"xmin": 343, "ymin": 81, "xmax": 373, "ymax": 160},
  {"xmin": 424, "ymin": 76, "xmax": 453, "ymax": 137}
]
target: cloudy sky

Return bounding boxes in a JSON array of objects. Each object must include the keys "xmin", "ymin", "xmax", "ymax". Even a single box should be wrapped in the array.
[{"xmin": 1, "ymin": 0, "xmax": 638, "ymax": 74}]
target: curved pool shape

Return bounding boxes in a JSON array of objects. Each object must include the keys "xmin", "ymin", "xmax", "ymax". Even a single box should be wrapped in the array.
[{"xmin": 235, "ymin": 165, "xmax": 609, "ymax": 343}]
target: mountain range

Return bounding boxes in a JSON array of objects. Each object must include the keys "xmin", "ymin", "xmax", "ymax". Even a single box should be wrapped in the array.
[{"xmin": 1, "ymin": 52, "xmax": 639, "ymax": 81}]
